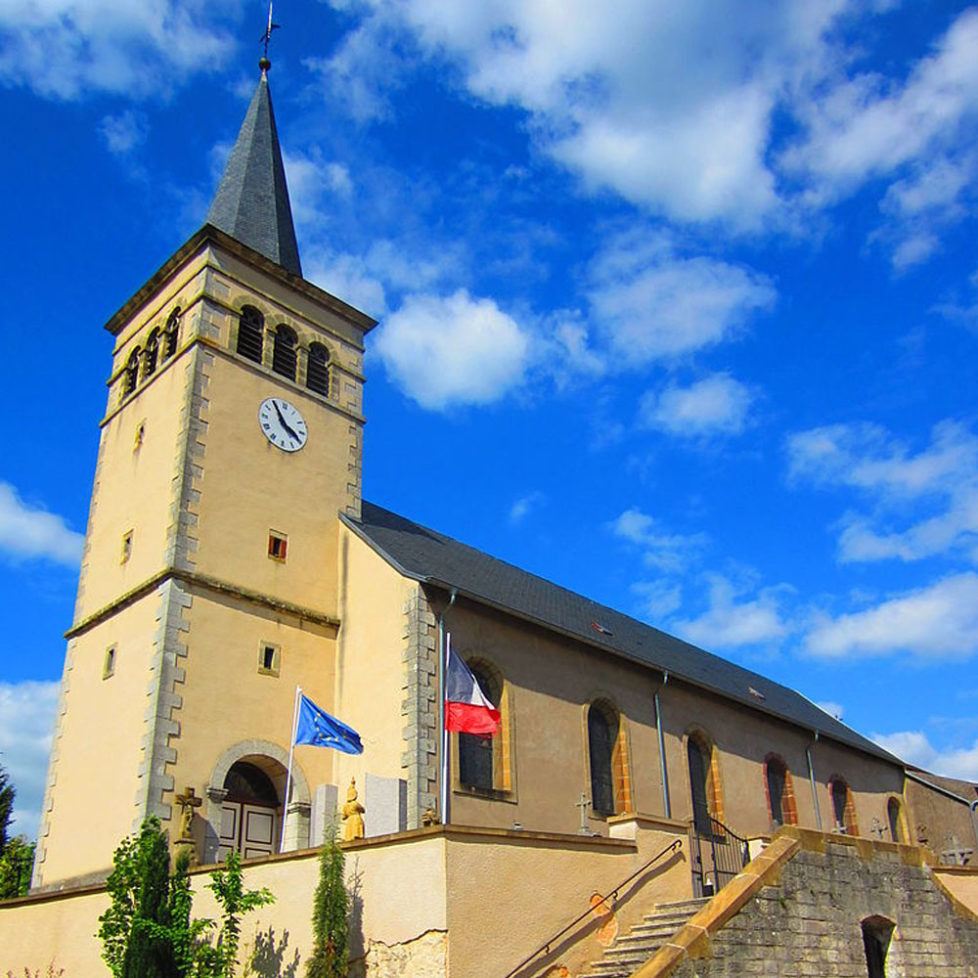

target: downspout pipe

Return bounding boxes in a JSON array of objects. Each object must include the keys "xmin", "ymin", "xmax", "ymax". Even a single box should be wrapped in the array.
[
  {"xmin": 436, "ymin": 588, "xmax": 457, "ymax": 824},
  {"xmin": 654, "ymin": 672, "xmax": 671, "ymax": 820},
  {"xmin": 807, "ymin": 731, "xmax": 822, "ymax": 831},
  {"xmin": 972, "ymin": 800, "xmax": 978, "ymax": 854}
]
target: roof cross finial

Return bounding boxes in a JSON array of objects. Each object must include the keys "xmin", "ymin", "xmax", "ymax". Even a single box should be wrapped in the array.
[{"xmin": 259, "ymin": 2, "xmax": 280, "ymax": 72}]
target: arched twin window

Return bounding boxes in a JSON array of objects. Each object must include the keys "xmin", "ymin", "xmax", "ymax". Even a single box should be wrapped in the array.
[
  {"xmin": 687, "ymin": 731, "xmax": 723, "ymax": 834},
  {"xmin": 457, "ymin": 660, "xmax": 510, "ymax": 794},
  {"xmin": 162, "ymin": 308, "xmax": 180, "ymax": 361},
  {"xmin": 272, "ymin": 324, "xmax": 298, "ymax": 381},
  {"xmin": 124, "ymin": 349, "xmax": 141, "ymax": 396},
  {"xmin": 143, "ymin": 329, "xmax": 159, "ymax": 379},
  {"xmin": 588, "ymin": 700, "xmax": 631, "ymax": 816},
  {"xmin": 237, "ymin": 306, "xmax": 264, "ymax": 364},
  {"xmin": 829, "ymin": 776, "xmax": 859, "ymax": 835},
  {"xmin": 307, "ymin": 342, "xmax": 331, "ymax": 396},
  {"xmin": 764, "ymin": 754, "xmax": 797, "ymax": 828}
]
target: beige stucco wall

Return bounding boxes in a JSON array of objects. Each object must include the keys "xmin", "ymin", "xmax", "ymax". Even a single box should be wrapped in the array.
[
  {"xmin": 2, "ymin": 826, "xmax": 691, "ymax": 978},
  {"xmin": 332, "ymin": 525, "xmax": 419, "ymax": 797},
  {"xmin": 905, "ymin": 775, "xmax": 978, "ymax": 854},
  {"xmin": 440, "ymin": 597, "xmax": 906, "ymax": 845}
]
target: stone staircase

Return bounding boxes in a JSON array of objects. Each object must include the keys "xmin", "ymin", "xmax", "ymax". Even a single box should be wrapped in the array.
[{"xmin": 579, "ymin": 897, "xmax": 710, "ymax": 978}]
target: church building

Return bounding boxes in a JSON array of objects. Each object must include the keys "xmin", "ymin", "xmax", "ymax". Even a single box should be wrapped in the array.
[{"xmin": 9, "ymin": 55, "xmax": 978, "ymax": 978}]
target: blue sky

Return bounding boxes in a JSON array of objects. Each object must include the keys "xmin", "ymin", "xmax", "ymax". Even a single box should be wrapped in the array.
[{"xmin": 2, "ymin": 0, "xmax": 978, "ymax": 838}]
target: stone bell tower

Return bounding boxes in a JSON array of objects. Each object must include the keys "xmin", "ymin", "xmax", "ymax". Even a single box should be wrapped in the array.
[{"xmin": 34, "ymin": 59, "xmax": 376, "ymax": 887}]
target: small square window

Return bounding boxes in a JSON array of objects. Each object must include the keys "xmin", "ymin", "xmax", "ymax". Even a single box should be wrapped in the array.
[
  {"xmin": 268, "ymin": 531, "xmax": 288, "ymax": 561},
  {"xmin": 258, "ymin": 643, "xmax": 280, "ymax": 677},
  {"xmin": 103, "ymin": 646, "xmax": 117, "ymax": 680},
  {"xmin": 121, "ymin": 530, "xmax": 133, "ymax": 564}
]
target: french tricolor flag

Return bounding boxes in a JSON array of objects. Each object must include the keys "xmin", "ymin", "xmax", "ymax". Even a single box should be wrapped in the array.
[{"xmin": 445, "ymin": 646, "xmax": 501, "ymax": 735}]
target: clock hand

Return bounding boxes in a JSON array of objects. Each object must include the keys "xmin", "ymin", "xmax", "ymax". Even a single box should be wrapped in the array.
[{"xmin": 272, "ymin": 400, "xmax": 300, "ymax": 441}]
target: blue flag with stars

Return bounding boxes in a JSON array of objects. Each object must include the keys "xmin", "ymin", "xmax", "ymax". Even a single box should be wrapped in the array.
[{"xmin": 294, "ymin": 694, "xmax": 363, "ymax": 755}]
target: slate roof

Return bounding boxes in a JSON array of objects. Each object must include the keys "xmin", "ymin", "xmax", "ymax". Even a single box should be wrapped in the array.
[
  {"xmin": 206, "ymin": 70, "xmax": 302, "ymax": 277},
  {"xmin": 342, "ymin": 501, "xmax": 902, "ymax": 766}
]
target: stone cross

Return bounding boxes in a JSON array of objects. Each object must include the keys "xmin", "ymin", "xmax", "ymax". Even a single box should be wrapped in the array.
[
  {"xmin": 175, "ymin": 786, "xmax": 202, "ymax": 840},
  {"xmin": 577, "ymin": 793, "xmax": 591, "ymax": 835},
  {"xmin": 941, "ymin": 835, "xmax": 974, "ymax": 866}
]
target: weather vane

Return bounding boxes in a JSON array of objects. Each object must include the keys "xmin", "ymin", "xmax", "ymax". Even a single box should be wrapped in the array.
[{"xmin": 260, "ymin": 2, "xmax": 280, "ymax": 68}]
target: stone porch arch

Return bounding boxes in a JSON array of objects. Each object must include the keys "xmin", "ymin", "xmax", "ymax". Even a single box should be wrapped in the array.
[{"xmin": 204, "ymin": 739, "xmax": 311, "ymax": 862}]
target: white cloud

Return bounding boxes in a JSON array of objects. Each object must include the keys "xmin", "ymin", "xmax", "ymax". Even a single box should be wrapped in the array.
[
  {"xmin": 787, "ymin": 420, "xmax": 978, "ymax": 565},
  {"xmin": 671, "ymin": 573, "xmax": 790, "ymax": 649},
  {"xmin": 610, "ymin": 508, "xmax": 707, "ymax": 574},
  {"xmin": 633, "ymin": 579, "xmax": 683, "ymax": 620},
  {"xmin": 816, "ymin": 700, "xmax": 844, "ymax": 720},
  {"xmin": 0, "ymin": 681, "xmax": 59, "ymax": 840},
  {"xmin": 588, "ymin": 231, "xmax": 775, "ymax": 365},
  {"xmin": 509, "ymin": 491, "xmax": 545, "ymax": 524},
  {"xmin": 284, "ymin": 149, "xmax": 354, "ymax": 231},
  {"xmin": 372, "ymin": 289, "xmax": 531, "ymax": 410},
  {"xmin": 0, "ymin": 0, "xmax": 240, "ymax": 100},
  {"xmin": 99, "ymin": 109, "xmax": 148, "ymax": 156},
  {"xmin": 638, "ymin": 373, "xmax": 753, "ymax": 438},
  {"xmin": 805, "ymin": 573, "xmax": 978, "ymax": 660},
  {"xmin": 871, "ymin": 729, "xmax": 978, "ymax": 781},
  {"xmin": 0, "ymin": 483, "xmax": 83, "ymax": 567}
]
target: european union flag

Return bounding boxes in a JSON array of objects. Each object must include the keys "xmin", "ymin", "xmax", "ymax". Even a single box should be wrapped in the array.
[{"xmin": 294, "ymin": 694, "xmax": 363, "ymax": 755}]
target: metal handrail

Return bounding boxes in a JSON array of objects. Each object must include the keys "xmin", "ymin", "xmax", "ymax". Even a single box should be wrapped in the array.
[{"xmin": 501, "ymin": 837, "xmax": 683, "ymax": 978}]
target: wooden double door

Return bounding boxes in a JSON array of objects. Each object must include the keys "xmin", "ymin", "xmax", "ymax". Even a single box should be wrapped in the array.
[{"xmin": 218, "ymin": 800, "xmax": 280, "ymax": 860}]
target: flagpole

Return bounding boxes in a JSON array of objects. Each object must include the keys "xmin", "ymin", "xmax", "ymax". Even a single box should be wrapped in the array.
[
  {"xmin": 441, "ymin": 633, "xmax": 451, "ymax": 825},
  {"xmin": 281, "ymin": 684, "xmax": 301, "ymax": 853}
]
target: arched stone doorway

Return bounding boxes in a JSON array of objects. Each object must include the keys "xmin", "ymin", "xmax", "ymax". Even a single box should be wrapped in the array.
[
  {"xmin": 219, "ymin": 759, "xmax": 283, "ymax": 860},
  {"xmin": 204, "ymin": 740, "xmax": 311, "ymax": 863}
]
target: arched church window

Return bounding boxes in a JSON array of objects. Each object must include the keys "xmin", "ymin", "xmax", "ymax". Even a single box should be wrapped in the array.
[
  {"xmin": 588, "ymin": 701, "xmax": 619, "ymax": 816},
  {"xmin": 237, "ymin": 306, "xmax": 264, "ymax": 364},
  {"xmin": 162, "ymin": 308, "xmax": 180, "ymax": 361},
  {"xmin": 124, "ymin": 349, "xmax": 141, "ymax": 396},
  {"xmin": 829, "ymin": 776, "xmax": 858, "ymax": 835},
  {"xmin": 887, "ymin": 796, "xmax": 906, "ymax": 843},
  {"xmin": 307, "ymin": 342, "xmax": 330, "ymax": 396},
  {"xmin": 272, "ymin": 325, "xmax": 298, "ymax": 380},
  {"xmin": 764, "ymin": 754, "xmax": 797, "ymax": 827},
  {"xmin": 143, "ymin": 329, "xmax": 159, "ymax": 378},
  {"xmin": 459, "ymin": 662, "xmax": 501, "ymax": 793}
]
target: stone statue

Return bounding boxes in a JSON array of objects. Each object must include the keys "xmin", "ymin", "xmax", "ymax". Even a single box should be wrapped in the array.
[
  {"xmin": 175, "ymin": 786, "xmax": 202, "ymax": 841},
  {"xmin": 341, "ymin": 778, "xmax": 365, "ymax": 841}
]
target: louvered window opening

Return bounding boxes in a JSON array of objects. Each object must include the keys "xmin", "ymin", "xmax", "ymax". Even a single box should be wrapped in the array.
[
  {"xmin": 144, "ymin": 329, "xmax": 159, "ymax": 378},
  {"xmin": 237, "ymin": 306, "xmax": 264, "ymax": 364},
  {"xmin": 162, "ymin": 309, "xmax": 180, "ymax": 361},
  {"xmin": 272, "ymin": 325, "xmax": 297, "ymax": 380},
  {"xmin": 124, "ymin": 350, "xmax": 140, "ymax": 396},
  {"xmin": 307, "ymin": 343, "xmax": 330, "ymax": 396}
]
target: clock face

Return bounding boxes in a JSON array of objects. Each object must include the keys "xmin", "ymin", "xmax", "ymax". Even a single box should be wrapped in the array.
[{"xmin": 258, "ymin": 397, "xmax": 307, "ymax": 452}]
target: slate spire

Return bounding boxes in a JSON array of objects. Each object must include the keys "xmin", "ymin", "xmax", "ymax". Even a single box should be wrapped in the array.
[{"xmin": 207, "ymin": 62, "xmax": 302, "ymax": 276}]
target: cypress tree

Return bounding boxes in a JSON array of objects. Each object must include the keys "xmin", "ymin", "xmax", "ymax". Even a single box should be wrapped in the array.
[{"xmin": 305, "ymin": 826, "xmax": 349, "ymax": 978}]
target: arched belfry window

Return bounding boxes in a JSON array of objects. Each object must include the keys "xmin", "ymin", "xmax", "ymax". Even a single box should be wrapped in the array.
[
  {"xmin": 272, "ymin": 324, "xmax": 298, "ymax": 380},
  {"xmin": 162, "ymin": 308, "xmax": 180, "ymax": 361},
  {"xmin": 237, "ymin": 306, "xmax": 264, "ymax": 364},
  {"xmin": 143, "ymin": 329, "xmax": 159, "ymax": 379},
  {"xmin": 307, "ymin": 342, "xmax": 330, "ymax": 396},
  {"xmin": 458, "ymin": 662, "xmax": 502, "ymax": 793},
  {"xmin": 124, "ymin": 349, "xmax": 141, "ymax": 396},
  {"xmin": 829, "ymin": 776, "xmax": 859, "ymax": 836},
  {"xmin": 764, "ymin": 754, "xmax": 797, "ymax": 828}
]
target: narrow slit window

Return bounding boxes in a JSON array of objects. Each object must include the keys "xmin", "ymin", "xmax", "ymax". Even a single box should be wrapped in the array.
[
  {"xmin": 121, "ymin": 530, "xmax": 133, "ymax": 564},
  {"xmin": 268, "ymin": 532, "xmax": 288, "ymax": 561},
  {"xmin": 102, "ymin": 646, "xmax": 116, "ymax": 680},
  {"xmin": 257, "ymin": 643, "xmax": 280, "ymax": 677}
]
